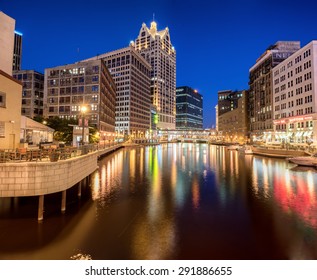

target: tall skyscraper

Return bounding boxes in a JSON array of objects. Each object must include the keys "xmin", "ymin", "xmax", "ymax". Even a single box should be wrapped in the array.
[
  {"xmin": 249, "ymin": 41, "xmax": 300, "ymax": 143},
  {"xmin": 135, "ymin": 21, "xmax": 176, "ymax": 130},
  {"xmin": 176, "ymin": 86, "xmax": 203, "ymax": 129},
  {"xmin": 13, "ymin": 70, "xmax": 44, "ymax": 118},
  {"xmin": 82, "ymin": 45, "xmax": 152, "ymax": 138},
  {"xmin": 13, "ymin": 31, "xmax": 22, "ymax": 71},
  {"xmin": 0, "ymin": 11, "xmax": 15, "ymax": 75}
]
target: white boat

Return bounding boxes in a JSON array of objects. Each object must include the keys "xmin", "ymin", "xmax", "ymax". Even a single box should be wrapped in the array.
[
  {"xmin": 239, "ymin": 145, "xmax": 253, "ymax": 155},
  {"xmin": 227, "ymin": 145, "xmax": 240, "ymax": 150},
  {"xmin": 288, "ymin": 154, "xmax": 317, "ymax": 167}
]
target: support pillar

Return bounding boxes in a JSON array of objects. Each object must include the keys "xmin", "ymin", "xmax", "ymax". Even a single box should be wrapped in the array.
[
  {"xmin": 78, "ymin": 181, "xmax": 82, "ymax": 197},
  {"xmin": 61, "ymin": 190, "xmax": 66, "ymax": 213},
  {"xmin": 38, "ymin": 195, "xmax": 44, "ymax": 221}
]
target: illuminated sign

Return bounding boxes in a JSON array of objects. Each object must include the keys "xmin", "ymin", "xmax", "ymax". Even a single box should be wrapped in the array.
[
  {"xmin": 274, "ymin": 115, "xmax": 313, "ymax": 124},
  {"xmin": 153, "ymin": 114, "xmax": 158, "ymax": 124}
]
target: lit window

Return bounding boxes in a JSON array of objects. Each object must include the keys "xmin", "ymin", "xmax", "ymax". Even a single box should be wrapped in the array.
[{"xmin": 0, "ymin": 92, "xmax": 6, "ymax": 107}]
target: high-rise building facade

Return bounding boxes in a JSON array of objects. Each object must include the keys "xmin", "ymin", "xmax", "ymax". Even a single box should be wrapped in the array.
[
  {"xmin": 249, "ymin": 41, "xmax": 300, "ymax": 142},
  {"xmin": 13, "ymin": 70, "xmax": 44, "ymax": 118},
  {"xmin": 82, "ymin": 45, "xmax": 151, "ymax": 138},
  {"xmin": 218, "ymin": 90, "xmax": 249, "ymax": 143},
  {"xmin": 13, "ymin": 31, "xmax": 22, "ymax": 71},
  {"xmin": 218, "ymin": 90, "xmax": 244, "ymax": 116},
  {"xmin": 135, "ymin": 21, "xmax": 176, "ymax": 130},
  {"xmin": 0, "ymin": 11, "xmax": 15, "ymax": 75},
  {"xmin": 44, "ymin": 60, "xmax": 116, "ymax": 135},
  {"xmin": 176, "ymin": 86, "xmax": 203, "ymax": 129},
  {"xmin": 272, "ymin": 40, "xmax": 317, "ymax": 146}
]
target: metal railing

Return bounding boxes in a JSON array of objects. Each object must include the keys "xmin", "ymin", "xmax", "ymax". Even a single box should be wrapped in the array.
[{"xmin": 0, "ymin": 144, "xmax": 100, "ymax": 163}]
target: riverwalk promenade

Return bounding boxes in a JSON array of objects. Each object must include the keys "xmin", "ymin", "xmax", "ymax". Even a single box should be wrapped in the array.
[{"xmin": 0, "ymin": 144, "xmax": 123, "ymax": 220}]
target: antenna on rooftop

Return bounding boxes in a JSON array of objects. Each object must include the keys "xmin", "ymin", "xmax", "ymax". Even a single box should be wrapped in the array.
[{"xmin": 153, "ymin": 13, "xmax": 155, "ymax": 22}]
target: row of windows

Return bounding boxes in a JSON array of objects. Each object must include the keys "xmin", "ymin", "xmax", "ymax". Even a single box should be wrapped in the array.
[
  {"xmin": 304, "ymin": 60, "xmax": 312, "ymax": 69},
  {"xmin": 303, "ymin": 49, "xmax": 311, "ymax": 58},
  {"xmin": 274, "ymin": 57, "xmax": 312, "ymax": 77},
  {"xmin": 304, "ymin": 72, "xmax": 312, "ymax": 80},
  {"xmin": 295, "ymin": 65, "xmax": 302, "ymax": 74},
  {"xmin": 275, "ymin": 95, "xmax": 313, "ymax": 110},
  {"xmin": 295, "ymin": 55, "xmax": 302, "ymax": 64},
  {"xmin": 276, "ymin": 121, "xmax": 313, "ymax": 130}
]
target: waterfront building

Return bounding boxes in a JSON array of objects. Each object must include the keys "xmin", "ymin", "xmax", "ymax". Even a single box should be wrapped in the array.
[
  {"xmin": 20, "ymin": 116, "xmax": 54, "ymax": 145},
  {"xmin": 0, "ymin": 11, "xmax": 15, "ymax": 75},
  {"xmin": 82, "ymin": 45, "xmax": 151, "ymax": 138},
  {"xmin": 217, "ymin": 90, "xmax": 249, "ymax": 143},
  {"xmin": 249, "ymin": 41, "xmax": 300, "ymax": 143},
  {"xmin": 176, "ymin": 86, "xmax": 203, "ymax": 129},
  {"xmin": 13, "ymin": 31, "xmax": 22, "ymax": 71},
  {"xmin": 44, "ymin": 60, "xmax": 116, "ymax": 139},
  {"xmin": 218, "ymin": 90, "xmax": 244, "ymax": 116},
  {"xmin": 135, "ymin": 21, "xmax": 176, "ymax": 130},
  {"xmin": 272, "ymin": 40, "xmax": 317, "ymax": 146},
  {"xmin": 13, "ymin": 70, "xmax": 44, "ymax": 119},
  {"xmin": 0, "ymin": 70, "xmax": 22, "ymax": 149},
  {"xmin": 150, "ymin": 104, "xmax": 158, "ymax": 139},
  {"xmin": 215, "ymin": 105, "xmax": 218, "ymax": 132}
]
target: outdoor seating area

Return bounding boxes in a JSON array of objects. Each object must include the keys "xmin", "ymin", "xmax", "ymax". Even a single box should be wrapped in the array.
[{"xmin": 0, "ymin": 145, "xmax": 84, "ymax": 163}]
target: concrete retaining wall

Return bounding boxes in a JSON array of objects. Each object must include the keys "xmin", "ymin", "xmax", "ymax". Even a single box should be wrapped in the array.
[{"xmin": 0, "ymin": 152, "xmax": 98, "ymax": 197}]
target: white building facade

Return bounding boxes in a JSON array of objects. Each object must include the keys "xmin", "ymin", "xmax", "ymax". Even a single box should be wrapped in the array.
[
  {"xmin": 135, "ymin": 21, "xmax": 176, "ymax": 130},
  {"xmin": 272, "ymin": 40, "xmax": 317, "ymax": 146},
  {"xmin": 0, "ymin": 11, "xmax": 15, "ymax": 75}
]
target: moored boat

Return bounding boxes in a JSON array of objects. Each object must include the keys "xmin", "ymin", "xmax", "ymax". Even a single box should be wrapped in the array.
[
  {"xmin": 239, "ymin": 145, "xmax": 253, "ymax": 155},
  {"xmin": 227, "ymin": 145, "xmax": 240, "ymax": 150},
  {"xmin": 287, "ymin": 154, "xmax": 317, "ymax": 167}
]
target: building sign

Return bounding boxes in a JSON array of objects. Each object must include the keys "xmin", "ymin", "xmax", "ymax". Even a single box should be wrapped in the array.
[{"xmin": 274, "ymin": 115, "xmax": 313, "ymax": 125}]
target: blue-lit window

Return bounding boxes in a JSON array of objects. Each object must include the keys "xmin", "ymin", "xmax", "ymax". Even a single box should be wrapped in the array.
[{"xmin": 92, "ymin": 85, "xmax": 99, "ymax": 92}]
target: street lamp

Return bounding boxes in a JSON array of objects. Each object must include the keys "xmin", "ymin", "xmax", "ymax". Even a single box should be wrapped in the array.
[{"xmin": 81, "ymin": 105, "xmax": 87, "ymax": 145}]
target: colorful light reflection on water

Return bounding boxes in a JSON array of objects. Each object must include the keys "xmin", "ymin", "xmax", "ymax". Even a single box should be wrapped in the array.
[{"xmin": 0, "ymin": 143, "xmax": 317, "ymax": 260}]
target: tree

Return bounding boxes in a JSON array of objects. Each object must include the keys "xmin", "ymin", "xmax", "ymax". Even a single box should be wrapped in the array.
[{"xmin": 45, "ymin": 117, "xmax": 77, "ymax": 144}]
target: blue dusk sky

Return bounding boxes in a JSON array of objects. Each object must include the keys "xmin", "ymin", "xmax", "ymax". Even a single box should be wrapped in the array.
[{"xmin": 2, "ymin": 0, "xmax": 317, "ymax": 128}]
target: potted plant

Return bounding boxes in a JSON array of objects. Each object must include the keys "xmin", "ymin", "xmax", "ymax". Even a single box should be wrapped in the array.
[{"xmin": 49, "ymin": 150, "xmax": 60, "ymax": 162}]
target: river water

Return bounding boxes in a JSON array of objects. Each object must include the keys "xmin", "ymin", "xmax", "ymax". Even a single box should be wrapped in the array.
[{"xmin": 0, "ymin": 143, "xmax": 317, "ymax": 260}]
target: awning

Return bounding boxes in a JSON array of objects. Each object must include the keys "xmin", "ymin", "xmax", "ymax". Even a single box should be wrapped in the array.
[{"xmin": 307, "ymin": 131, "xmax": 313, "ymax": 137}]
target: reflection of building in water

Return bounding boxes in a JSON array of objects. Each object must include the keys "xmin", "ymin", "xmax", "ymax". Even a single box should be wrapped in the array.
[
  {"xmin": 252, "ymin": 158, "xmax": 317, "ymax": 228},
  {"xmin": 273, "ymin": 169, "xmax": 317, "ymax": 228}
]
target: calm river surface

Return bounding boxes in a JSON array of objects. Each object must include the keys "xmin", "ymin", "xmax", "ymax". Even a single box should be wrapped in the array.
[{"xmin": 1, "ymin": 143, "xmax": 317, "ymax": 260}]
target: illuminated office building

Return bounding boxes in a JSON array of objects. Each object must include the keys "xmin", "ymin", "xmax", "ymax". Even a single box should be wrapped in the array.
[
  {"xmin": 13, "ymin": 70, "xmax": 44, "ymax": 118},
  {"xmin": 176, "ymin": 86, "xmax": 203, "ymax": 129},
  {"xmin": 82, "ymin": 45, "xmax": 151, "ymax": 138},
  {"xmin": 135, "ymin": 20, "xmax": 176, "ymax": 129},
  {"xmin": 44, "ymin": 60, "xmax": 116, "ymax": 135},
  {"xmin": 249, "ymin": 41, "xmax": 300, "ymax": 142}
]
